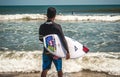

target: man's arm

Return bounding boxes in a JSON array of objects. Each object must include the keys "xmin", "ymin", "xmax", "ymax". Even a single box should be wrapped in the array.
[
  {"xmin": 39, "ymin": 25, "xmax": 44, "ymax": 42},
  {"xmin": 56, "ymin": 25, "xmax": 70, "ymax": 59}
]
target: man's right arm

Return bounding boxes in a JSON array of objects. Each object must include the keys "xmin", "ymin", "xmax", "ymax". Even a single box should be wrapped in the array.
[{"xmin": 39, "ymin": 25, "xmax": 44, "ymax": 42}]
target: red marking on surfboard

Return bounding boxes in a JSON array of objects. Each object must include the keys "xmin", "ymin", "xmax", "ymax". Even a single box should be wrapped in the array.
[{"xmin": 83, "ymin": 46, "xmax": 89, "ymax": 53}]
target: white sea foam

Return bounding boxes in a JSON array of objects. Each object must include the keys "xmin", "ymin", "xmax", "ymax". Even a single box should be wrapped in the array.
[
  {"xmin": 0, "ymin": 51, "xmax": 42, "ymax": 73},
  {"xmin": 0, "ymin": 51, "xmax": 120, "ymax": 76},
  {"xmin": 0, "ymin": 14, "xmax": 120, "ymax": 22},
  {"xmin": 0, "ymin": 14, "xmax": 46, "ymax": 20},
  {"xmin": 80, "ymin": 52, "xmax": 120, "ymax": 75},
  {"xmin": 56, "ymin": 15, "xmax": 120, "ymax": 22}
]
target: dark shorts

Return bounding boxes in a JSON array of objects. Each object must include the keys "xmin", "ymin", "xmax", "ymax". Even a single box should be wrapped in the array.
[{"xmin": 42, "ymin": 53, "xmax": 62, "ymax": 71}]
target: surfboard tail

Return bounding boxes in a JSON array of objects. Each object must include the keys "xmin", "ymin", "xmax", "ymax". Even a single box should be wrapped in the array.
[{"xmin": 83, "ymin": 46, "xmax": 89, "ymax": 53}]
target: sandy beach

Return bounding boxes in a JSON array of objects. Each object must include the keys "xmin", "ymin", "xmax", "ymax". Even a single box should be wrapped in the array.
[{"xmin": 0, "ymin": 70, "xmax": 119, "ymax": 77}]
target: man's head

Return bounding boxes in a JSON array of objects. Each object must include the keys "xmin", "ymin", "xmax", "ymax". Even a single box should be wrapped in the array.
[{"xmin": 47, "ymin": 7, "xmax": 56, "ymax": 19}]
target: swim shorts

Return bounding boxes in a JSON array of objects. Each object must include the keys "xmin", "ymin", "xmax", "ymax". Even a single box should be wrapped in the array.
[{"xmin": 42, "ymin": 53, "xmax": 62, "ymax": 71}]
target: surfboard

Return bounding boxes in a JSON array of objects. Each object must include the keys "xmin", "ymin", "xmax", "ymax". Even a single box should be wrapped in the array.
[{"xmin": 43, "ymin": 34, "xmax": 89, "ymax": 58}]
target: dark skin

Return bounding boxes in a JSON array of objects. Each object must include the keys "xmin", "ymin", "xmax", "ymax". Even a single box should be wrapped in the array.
[{"xmin": 40, "ymin": 17, "xmax": 70, "ymax": 77}]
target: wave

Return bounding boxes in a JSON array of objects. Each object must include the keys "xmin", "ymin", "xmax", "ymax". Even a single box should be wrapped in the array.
[
  {"xmin": 0, "ymin": 14, "xmax": 120, "ymax": 22},
  {"xmin": 0, "ymin": 51, "xmax": 120, "ymax": 76}
]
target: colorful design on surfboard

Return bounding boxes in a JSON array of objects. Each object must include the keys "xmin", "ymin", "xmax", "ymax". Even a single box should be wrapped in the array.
[{"xmin": 45, "ymin": 36, "xmax": 56, "ymax": 52}]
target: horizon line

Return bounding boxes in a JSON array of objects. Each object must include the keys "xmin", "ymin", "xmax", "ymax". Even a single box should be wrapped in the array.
[{"xmin": 0, "ymin": 4, "xmax": 120, "ymax": 6}]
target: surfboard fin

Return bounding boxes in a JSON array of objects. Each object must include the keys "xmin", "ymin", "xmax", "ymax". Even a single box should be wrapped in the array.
[{"xmin": 83, "ymin": 46, "xmax": 89, "ymax": 53}]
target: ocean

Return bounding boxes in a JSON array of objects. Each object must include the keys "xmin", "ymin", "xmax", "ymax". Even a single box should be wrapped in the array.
[{"xmin": 0, "ymin": 5, "xmax": 120, "ymax": 76}]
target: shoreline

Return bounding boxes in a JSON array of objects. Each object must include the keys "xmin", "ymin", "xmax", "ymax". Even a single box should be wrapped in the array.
[
  {"xmin": 0, "ymin": 70, "xmax": 119, "ymax": 77},
  {"xmin": 0, "ymin": 51, "xmax": 120, "ymax": 76},
  {"xmin": 0, "ymin": 14, "xmax": 120, "ymax": 22}
]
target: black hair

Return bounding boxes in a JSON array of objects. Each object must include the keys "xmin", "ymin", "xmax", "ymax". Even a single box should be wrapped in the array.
[{"xmin": 47, "ymin": 7, "xmax": 56, "ymax": 18}]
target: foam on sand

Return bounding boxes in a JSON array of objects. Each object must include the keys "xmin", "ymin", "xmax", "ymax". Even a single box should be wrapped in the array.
[{"xmin": 0, "ymin": 51, "xmax": 120, "ymax": 76}]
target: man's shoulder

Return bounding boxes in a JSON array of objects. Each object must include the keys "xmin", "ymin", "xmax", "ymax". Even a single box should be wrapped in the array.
[
  {"xmin": 39, "ymin": 22, "xmax": 46, "ymax": 28},
  {"xmin": 40, "ymin": 22, "xmax": 46, "ymax": 26},
  {"xmin": 53, "ymin": 22, "xmax": 61, "ymax": 27}
]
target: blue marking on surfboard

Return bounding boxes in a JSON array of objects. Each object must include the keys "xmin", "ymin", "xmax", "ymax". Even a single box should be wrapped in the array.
[
  {"xmin": 45, "ymin": 36, "xmax": 56, "ymax": 52},
  {"xmin": 74, "ymin": 46, "xmax": 78, "ymax": 52}
]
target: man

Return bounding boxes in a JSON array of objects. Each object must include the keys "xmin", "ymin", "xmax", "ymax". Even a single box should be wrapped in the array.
[{"xmin": 39, "ymin": 7, "xmax": 70, "ymax": 77}]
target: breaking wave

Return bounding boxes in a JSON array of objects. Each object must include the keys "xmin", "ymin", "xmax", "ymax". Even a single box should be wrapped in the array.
[
  {"xmin": 0, "ymin": 51, "xmax": 120, "ymax": 76},
  {"xmin": 0, "ymin": 14, "xmax": 120, "ymax": 22}
]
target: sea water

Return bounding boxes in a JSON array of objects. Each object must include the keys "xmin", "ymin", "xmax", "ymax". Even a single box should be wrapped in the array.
[{"xmin": 0, "ymin": 5, "xmax": 120, "ymax": 76}]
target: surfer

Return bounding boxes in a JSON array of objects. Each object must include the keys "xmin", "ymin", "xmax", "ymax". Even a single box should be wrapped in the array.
[{"xmin": 39, "ymin": 7, "xmax": 70, "ymax": 77}]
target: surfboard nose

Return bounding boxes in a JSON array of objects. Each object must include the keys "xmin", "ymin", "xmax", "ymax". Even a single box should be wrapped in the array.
[{"xmin": 83, "ymin": 46, "xmax": 89, "ymax": 53}]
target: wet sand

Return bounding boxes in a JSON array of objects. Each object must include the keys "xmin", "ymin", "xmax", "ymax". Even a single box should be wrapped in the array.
[{"xmin": 0, "ymin": 70, "xmax": 119, "ymax": 77}]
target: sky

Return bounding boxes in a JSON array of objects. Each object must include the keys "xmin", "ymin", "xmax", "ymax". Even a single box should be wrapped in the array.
[{"xmin": 0, "ymin": 0, "xmax": 120, "ymax": 5}]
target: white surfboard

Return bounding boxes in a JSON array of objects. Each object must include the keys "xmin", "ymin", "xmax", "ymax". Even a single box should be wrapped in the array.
[{"xmin": 43, "ymin": 34, "xmax": 89, "ymax": 58}]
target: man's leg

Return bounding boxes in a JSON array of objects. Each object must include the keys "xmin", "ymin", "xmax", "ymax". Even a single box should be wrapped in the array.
[
  {"xmin": 41, "ymin": 54, "xmax": 52, "ymax": 77},
  {"xmin": 53, "ymin": 58, "xmax": 63, "ymax": 77},
  {"xmin": 58, "ymin": 70, "xmax": 63, "ymax": 77},
  {"xmin": 41, "ymin": 70, "xmax": 48, "ymax": 77}
]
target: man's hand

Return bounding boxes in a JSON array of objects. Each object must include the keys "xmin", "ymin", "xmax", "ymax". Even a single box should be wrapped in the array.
[{"xmin": 66, "ymin": 53, "xmax": 70, "ymax": 60}]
